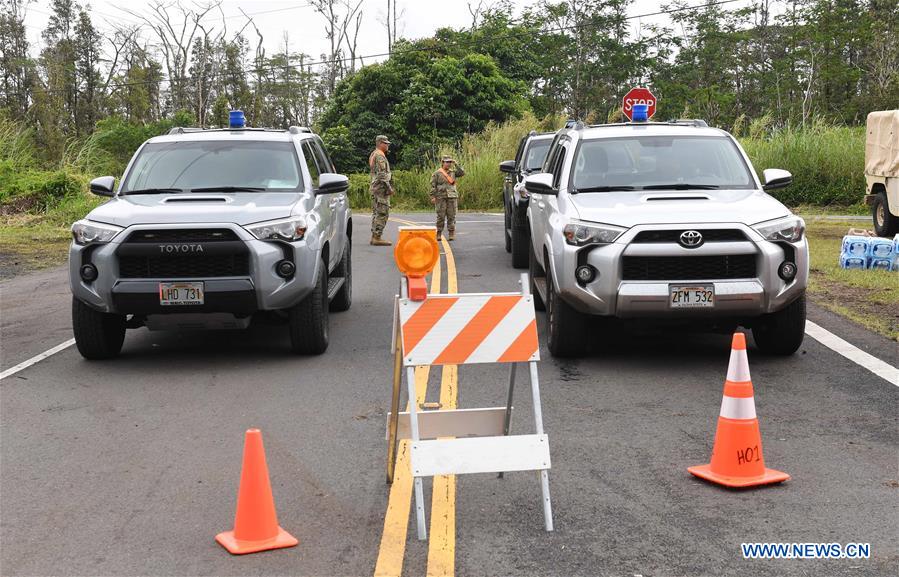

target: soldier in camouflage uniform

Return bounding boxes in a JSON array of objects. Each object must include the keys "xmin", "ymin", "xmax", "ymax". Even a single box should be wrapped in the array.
[
  {"xmin": 369, "ymin": 135, "xmax": 395, "ymax": 246},
  {"xmin": 430, "ymin": 156, "xmax": 465, "ymax": 241}
]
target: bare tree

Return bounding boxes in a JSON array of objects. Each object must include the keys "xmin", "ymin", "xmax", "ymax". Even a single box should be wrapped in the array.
[{"xmin": 120, "ymin": 1, "xmax": 220, "ymax": 111}]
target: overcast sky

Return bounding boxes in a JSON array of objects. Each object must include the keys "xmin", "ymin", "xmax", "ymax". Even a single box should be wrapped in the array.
[{"xmin": 21, "ymin": 0, "xmax": 759, "ymax": 67}]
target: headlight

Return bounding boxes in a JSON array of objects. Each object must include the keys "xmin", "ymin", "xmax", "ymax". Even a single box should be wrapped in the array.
[
  {"xmin": 71, "ymin": 220, "xmax": 123, "ymax": 245},
  {"xmin": 562, "ymin": 221, "xmax": 626, "ymax": 246},
  {"xmin": 753, "ymin": 215, "xmax": 805, "ymax": 242},
  {"xmin": 245, "ymin": 216, "xmax": 308, "ymax": 241}
]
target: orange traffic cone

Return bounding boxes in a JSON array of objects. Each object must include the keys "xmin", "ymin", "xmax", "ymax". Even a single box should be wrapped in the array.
[
  {"xmin": 688, "ymin": 332, "xmax": 790, "ymax": 488},
  {"xmin": 215, "ymin": 429, "xmax": 298, "ymax": 554}
]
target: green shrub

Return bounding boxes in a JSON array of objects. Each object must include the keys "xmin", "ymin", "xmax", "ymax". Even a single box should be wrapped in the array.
[
  {"xmin": 740, "ymin": 122, "xmax": 865, "ymax": 207},
  {"xmin": 0, "ymin": 170, "xmax": 87, "ymax": 213}
]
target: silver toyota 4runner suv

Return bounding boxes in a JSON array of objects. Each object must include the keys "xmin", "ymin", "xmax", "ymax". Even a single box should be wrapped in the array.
[
  {"xmin": 69, "ymin": 116, "xmax": 352, "ymax": 359},
  {"xmin": 524, "ymin": 120, "xmax": 808, "ymax": 357}
]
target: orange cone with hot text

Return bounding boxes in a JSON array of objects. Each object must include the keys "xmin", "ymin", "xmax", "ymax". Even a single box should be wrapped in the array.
[
  {"xmin": 215, "ymin": 429, "xmax": 298, "ymax": 554},
  {"xmin": 688, "ymin": 333, "xmax": 789, "ymax": 488}
]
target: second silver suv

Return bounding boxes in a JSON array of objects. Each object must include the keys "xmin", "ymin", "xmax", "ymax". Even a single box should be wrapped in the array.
[
  {"xmin": 524, "ymin": 120, "xmax": 808, "ymax": 357},
  {"xmin": 69, "ymin": 117, "xmax": 352, "ymax": 359}
]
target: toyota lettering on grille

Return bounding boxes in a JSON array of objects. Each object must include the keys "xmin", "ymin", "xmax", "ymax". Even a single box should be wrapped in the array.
[
  {"xmin": 679, "ymin": 230, "xmax": 703, "ymax": 248},
  {"xmin": 158, "ymin": 244, "xmax": 205, "ymax": 253}
]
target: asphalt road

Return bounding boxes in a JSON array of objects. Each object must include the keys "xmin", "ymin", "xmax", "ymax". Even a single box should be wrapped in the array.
[{"xmin": 1, "ymin": 213, "xmax": 897, "ymax": 577}]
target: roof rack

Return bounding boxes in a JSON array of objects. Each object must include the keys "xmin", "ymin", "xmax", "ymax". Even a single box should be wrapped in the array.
[
  {"xmin": 167, "ymin": 127, "xmax": 205, "ymax": 135},
  {"xmin": 669, "ymin": 119, "xmax": 709, "ymax": 127},
  {"xmin": 288, "ymin": 126, "xmax": 312, "ymax": 134}
]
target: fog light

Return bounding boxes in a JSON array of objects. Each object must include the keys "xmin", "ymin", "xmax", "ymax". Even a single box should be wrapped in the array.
[
  {"xmin": 778, "ymin": 261, "xmax": 797, "ymax": 281},
  {"xmin": 575, "ymin": 265, "xmax": 596, "ymax": 284},
  {"xmin": 79, "ymin": 263, "xmax": 98, "ymax": 282},
  {"xmin": 276, "ymin": 260, "xmax": 295, "ymax": 278}
]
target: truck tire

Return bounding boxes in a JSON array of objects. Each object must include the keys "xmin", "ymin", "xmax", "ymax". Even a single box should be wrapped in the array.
[
  {"xmin": 72, "ymin": 297, "xmax": 126, "ymax": 360},
  {"xmin": 751, "ymin": 294, "xmax": 806, "ymax": 356},
  {"xmin": 872, "ymin": 192, "xmax": 899, "ymax": 237},
  {"xmin": 546, "ymin": 266, "xmax": 587, "ymax": 357},
  {"xmin": 289, "ymin": 261, "xmax": 329, "ymax": 354},
  {"xmin": 510, "ymin": 209, "xmax": 528, "ymax": 269},
  {"xmin": 528, "ymin": 239, "xmax": 545, "ymax": 311},
  {"xmin": 329, "ymin": 239, "xmax": 352, "ymax": 312}
]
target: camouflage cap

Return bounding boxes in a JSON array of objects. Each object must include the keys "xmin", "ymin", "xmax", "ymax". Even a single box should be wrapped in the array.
[
  {"xmin": 375, "ymin": 135, "xmax": 391, "ymax": 145},
  {"xmin": 441, "ymin": 156, "xmax": 455, "ymax": 163}
]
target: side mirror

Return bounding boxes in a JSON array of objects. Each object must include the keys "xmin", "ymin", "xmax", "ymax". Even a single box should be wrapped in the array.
[
  {"xmin": 499, "ymin": 160, "xmax": 516, "ymax": 174},
  {"xmin": 762, "ymin": 169, "xmax": 792, "ymax": 191},
  {"xmin": 316, "ymin": 173, "xmax": 349, "ymax": 195},
  {"xmin": 89, "ymin": 176, "xmax": 116, "ymax": 197},
  {"xmin": 523, "ymin": 173, "xmax": 557, "ymax": 196}
]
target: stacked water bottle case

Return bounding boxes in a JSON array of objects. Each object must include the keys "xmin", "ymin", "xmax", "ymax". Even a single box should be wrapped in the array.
[{"xmin": 840, "ymin": 229, "xmax": 899, "ymax": 271}]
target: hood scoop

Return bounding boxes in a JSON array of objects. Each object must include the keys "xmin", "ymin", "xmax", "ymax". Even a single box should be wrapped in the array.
[
  {"xmin": 644, "ymin": 194, "xmax": 712, "ymax": 202},
  {"xmin": 162, "ymin": 195, "xmax": 230, "ymax": 203}
]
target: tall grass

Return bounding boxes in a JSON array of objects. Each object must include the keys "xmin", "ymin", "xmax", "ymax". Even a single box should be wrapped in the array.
[
  {"xmin": 739, "ymin": 121, "xmax": 865, "ymax": 207},
  {"xmin": 348, "ymin": 112, "xmax": 565, "ymax": 211},
  {"xmin": 349, "ymin": 116, "xmax": 868, "ymax": 211}
]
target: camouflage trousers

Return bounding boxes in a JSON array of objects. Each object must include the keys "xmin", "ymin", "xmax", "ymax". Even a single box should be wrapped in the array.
[
  {"xmin": 435, "ymin": 197, "xmax": 457, "ymax": 235},
  {"xmin": 371, "ymin": 193, "xmax": 390, "ymax": 237}
]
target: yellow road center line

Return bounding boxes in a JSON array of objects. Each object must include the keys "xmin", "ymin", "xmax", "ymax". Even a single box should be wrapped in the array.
[
  {"xmin": 374, "ymin": 231, "xmax": 442, "ymax": 577},
  {"xmin": 427, "ymin": 235, "xmax": 458, "ymax": 577}
]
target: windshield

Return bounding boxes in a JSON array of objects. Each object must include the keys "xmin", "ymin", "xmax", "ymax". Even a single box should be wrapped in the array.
[
  {"xmin": 523, "ymin": 140, "xmax": 551, "ymax": 172},
  {"xmin": 122, "ymin": 140, "xmax": 304, "ymax": 192},
  {"xmin": 570, "ymin": 135, "xmax": 755, "ymax": 191}
]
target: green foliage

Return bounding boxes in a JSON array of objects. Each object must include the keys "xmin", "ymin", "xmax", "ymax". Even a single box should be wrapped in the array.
[
  {"xmin": 740, "ymin": 122, "xmax": 865, "ymax": 206},
  {"xmin": 87, "ymin": 110, "xmax": 195, "ymax": 175},
  {"xmin": 0, "ymin": 169, "xmax": 86, "ymax": 212},
  {"xmin": 319, "ymin": 50, "xmax": 529, "ymax": 171}
]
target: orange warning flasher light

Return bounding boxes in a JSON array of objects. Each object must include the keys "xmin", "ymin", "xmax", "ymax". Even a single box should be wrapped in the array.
[
  {"xmin": 394, "ymin": 226, "xmax": 439, "ymax": 300},
  {"xmin": 394, "ymin": 226, "xmax": 439, "ymax": 277}
]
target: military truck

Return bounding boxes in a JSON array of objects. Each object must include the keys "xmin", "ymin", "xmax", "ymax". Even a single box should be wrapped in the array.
[{"xmin": 864, "ymin": 110, "xmax": 899, "ymax": 237}]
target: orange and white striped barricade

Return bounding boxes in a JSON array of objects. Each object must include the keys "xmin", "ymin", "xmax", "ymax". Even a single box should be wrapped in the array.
[{"xmin": 387, "ymin": 272, "xmax": 553, "ymax": 541}]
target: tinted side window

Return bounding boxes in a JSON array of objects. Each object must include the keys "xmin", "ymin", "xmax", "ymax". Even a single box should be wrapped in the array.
[
  {"xmin": 513, "ymin": 137, "xmax": 527, "ymax": 166},
  {"xmin": 301, "ymin": 141, "xmax": 320, "ymax": 187},
  {"xmin": 552, "ymin": 144, "xmax": 568, "ymax": 189},
  {"xmin": 313, "ymin": 138, "xmax": 336, "ymax": 173}
]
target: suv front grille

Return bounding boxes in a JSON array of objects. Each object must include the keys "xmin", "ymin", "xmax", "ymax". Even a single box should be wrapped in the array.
[
  {"xmin": 632, "ymin": 229, "xmax": 747, "ymax": 243},
  {"xmin": 118, "ymin": 254, "xmax": 250, "ymax": 278},
  {"xmin": 622, "ymin": 255, "xmax": 756, "ymax": 280},
  {"xmin": 117, "ymin": 228, "xmax": 249, "ymax": 278},
  {"xmin": 124, "ymin": 229, "xmax": 240, "ymax": 243}
]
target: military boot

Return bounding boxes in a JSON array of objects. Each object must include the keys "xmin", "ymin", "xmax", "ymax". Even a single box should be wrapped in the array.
[
  {"xmin": 448, "ymin": 230, "xmax": 455, "ymax": 241},
  {"xmin": 370, "ymin": 235, "xmax": 392, "ymax": 246}
]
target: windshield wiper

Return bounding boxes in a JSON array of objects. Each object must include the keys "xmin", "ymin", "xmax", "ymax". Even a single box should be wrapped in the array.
[
  {"xmin": 574, "ymin": 185, "xmax": 635, "ymax": 193},
  {"xmin": 641, "ymin": 183, "xmax": 720, "ymax": 190},
  {"xmin": 190, "ymin": 186, "xmax": 266, "ymax": 193},
  {"xmin": 121, "ymin": 188, "xmax": 184, "ymax": 195}
]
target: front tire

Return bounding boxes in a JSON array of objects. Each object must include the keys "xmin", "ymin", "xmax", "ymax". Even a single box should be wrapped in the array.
[
  {"xmin": 504, "ymin": 202, "xmax": 512, "ymax": 253},
  {"xmin": 528, "ymin": 239, "xmax": 545, "ymax": 311},
  {"xmin": 751, "ymin": 294, "xmax": 806, "ymax": 356},
  {"xmin": 510, "ymin": 208, "xmax": 528, "ymax": 269},
  {"xmin": 289, "ymin": 261, "xmax": 329, "ymax": 354},
  {"xmin": 546, "ymin": 266, "xmax": 587, "ymax": 357},
  {"xmin": 872, "ymin": 192, "xmax": 899, "ymax": 237},
  {"xmin": 72, "ymin": 297, "xmax": 126, "ymax": 360},
  {"xmin": 329, "ymin": 239, "xmax": 352, "ymax": 312}
]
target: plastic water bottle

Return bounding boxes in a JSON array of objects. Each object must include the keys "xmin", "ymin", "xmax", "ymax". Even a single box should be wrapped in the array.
[
  {"xmin": 868, "ymin": 258, "xmax": 892, "ymax": 271},
  {"xmin": 841, "ymin": 235, "xmax": 870, "ymax": 257},
  {"xmin": 839, "ymin": 255, "xmax": 866, "ymax": 270}
]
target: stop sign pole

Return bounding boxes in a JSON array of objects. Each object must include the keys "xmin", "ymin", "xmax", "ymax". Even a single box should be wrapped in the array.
[{"xmin": 622, "ymin": 87, "xmax": 657, "ymax": 121}]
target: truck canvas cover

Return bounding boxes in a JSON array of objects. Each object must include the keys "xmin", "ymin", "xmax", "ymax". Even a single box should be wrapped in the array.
[{"xmin": 865, "ymin": 110, "xmax": 899, "ymax": 178}]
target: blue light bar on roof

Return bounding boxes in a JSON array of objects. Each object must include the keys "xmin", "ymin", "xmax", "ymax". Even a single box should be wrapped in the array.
[{"xmin": 229, "ymin": 110, "xmax": 246, "ymax": 129}]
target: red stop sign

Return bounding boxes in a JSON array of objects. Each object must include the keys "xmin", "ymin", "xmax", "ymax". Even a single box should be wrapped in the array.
[{"xmin": 622, "ymin": 87, "xmax": 657, "ymax": 121}]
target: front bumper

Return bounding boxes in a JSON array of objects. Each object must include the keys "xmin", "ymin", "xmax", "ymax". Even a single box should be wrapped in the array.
[
  {"xmin": 550, "ymin": 224, "xmax": 809, "ymax": 318},
  {"xmin": 69, "ymin": 223, "xmax": 322, "ymax": 315}
]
